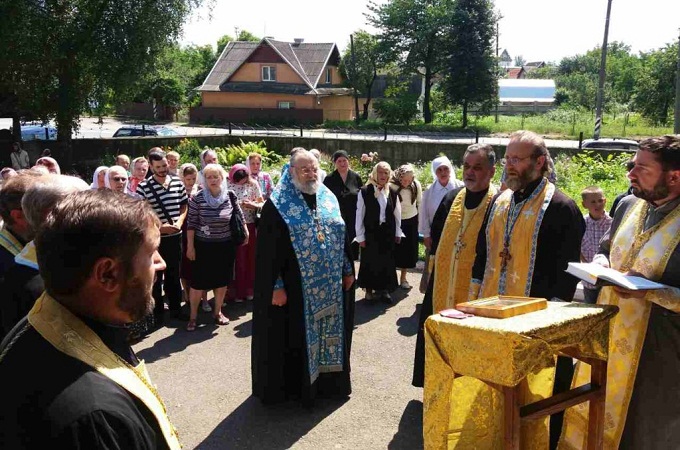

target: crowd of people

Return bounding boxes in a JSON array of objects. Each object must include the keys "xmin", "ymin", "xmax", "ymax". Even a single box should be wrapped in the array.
[{"xmin": 0, "ymin": 131, "xmax": 678, "ymax": 450}]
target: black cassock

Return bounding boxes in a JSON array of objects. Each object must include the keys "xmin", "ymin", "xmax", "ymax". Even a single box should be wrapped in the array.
[
  {"xmin": 251, "ymin": 195, "xmax": 355, "ymax": 406},
  {"xmin": 323, "ymin": 169, "xmax": 363, "ymax": 260}
]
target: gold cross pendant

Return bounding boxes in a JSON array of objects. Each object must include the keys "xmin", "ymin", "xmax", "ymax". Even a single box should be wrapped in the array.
[{"xmin": 499, "ymin": 246, "xmax": 512, "ymax": 270}]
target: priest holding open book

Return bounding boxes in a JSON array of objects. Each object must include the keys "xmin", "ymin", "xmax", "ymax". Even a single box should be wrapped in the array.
[{"xmin": 560, "ymin": 135, "xmax": 680, "ymax": 450}]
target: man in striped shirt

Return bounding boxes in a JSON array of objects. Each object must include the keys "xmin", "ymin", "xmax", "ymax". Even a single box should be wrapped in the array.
[{"xmin": 137, "ymin": 150, "xmax": 188, "ymax": 324}]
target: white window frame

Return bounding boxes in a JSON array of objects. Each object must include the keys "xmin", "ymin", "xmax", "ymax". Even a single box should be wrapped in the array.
[
  {"xmin": 262, "ymin": 65, "xmax": 276, "ymax": 82},
  {"xmin": 325, "ymin": 67, "xmax": 332, "ymax": 84},
  {"xmin": 278, "ymin": 101, "xmax": 295, "ymax": 109}
]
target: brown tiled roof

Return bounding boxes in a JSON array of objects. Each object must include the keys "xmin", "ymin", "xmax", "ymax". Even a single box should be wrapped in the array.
[
  {"xmin": 198, "ymin": 38, "xmax": 341, "ymax": 92},
  {"xmin": 507, "ymin": 67, "xmax": 525, "ymax": 79}
]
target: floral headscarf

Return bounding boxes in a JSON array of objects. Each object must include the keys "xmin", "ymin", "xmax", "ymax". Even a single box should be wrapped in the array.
[{"xmin": 390, "ymin": 164, "xmax": 419, "ymax": 204}]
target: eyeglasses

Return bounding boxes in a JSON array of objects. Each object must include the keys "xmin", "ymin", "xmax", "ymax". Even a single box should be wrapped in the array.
[
  {"xmin": 501, "ymin": 155, "xmax": 534, "ymax": 166},
  {"xmin": 112, "ymin": 176, "xmax": 128, "ymax": 182}
]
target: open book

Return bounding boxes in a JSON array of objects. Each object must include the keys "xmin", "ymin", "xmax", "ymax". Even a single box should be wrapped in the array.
[{"xmin": 566, "ymin": 262, "xmax": 668, "ymax": 291}]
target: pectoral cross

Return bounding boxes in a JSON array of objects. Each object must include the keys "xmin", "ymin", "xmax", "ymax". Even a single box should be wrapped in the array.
[
  {"xmin": 454, "ymin": 239, "xmax": 466, "ymax": 260},
  {"xmin": 499, "ymin": 245, "xmax": 512, "ymax": 271}
]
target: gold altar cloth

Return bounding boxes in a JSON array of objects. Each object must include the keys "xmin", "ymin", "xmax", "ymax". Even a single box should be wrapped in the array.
[{"xmin": 423, "ymin": 302, "xmax": 618, "ymax": 450}]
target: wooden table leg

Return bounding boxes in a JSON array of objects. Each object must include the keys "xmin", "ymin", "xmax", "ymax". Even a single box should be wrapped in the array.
[
  {"xmin": 503, "ymin": 385, "xmax": 521, "ymax": 450},
  {"xmin": 587, "ymin": 359, "xmax": 607, "ymax": 450}
]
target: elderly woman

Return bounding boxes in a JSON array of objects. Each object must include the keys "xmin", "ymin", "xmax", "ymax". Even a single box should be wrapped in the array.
[
  {"xmin": 356, "ymin": 161, "xmax": 403, "ymax": 303},
  {"xmin": 90, "ymin": 166, "xmax": 108, "ymax": 189},
  {"xmin": 198, "ymin": 148, "xmax": 218, "ymax": 188},
  {"xmin": 186, "ymin": 163, "xmax": 247, "ymax": 331},
  {"xmin": 246, "ymin": 152, "xmax": 273, "ymax": 200},
  {"xmin": 34, "ymin": 157, "xmax": 60, "ymax": 174},
  {"xmin": 417, "ymin": 156, "xmax": 463, "ymax": 292},
  {"xmin": 128, "ymin": 157, "xmax": 148, "ymax": 194},
  {"xmin": 228, "ymin": 164, "xmax": 264, "ymax": 302},
  {"xmin": 103, "ymin": 166, "xmax": 129, "ymax": 193},
  {"xmin": 390, "ymin": 164, "xmax": 422, "ymax": 289},
  {"xmin": 323, "ymin": 150, "xmax": 363, "ymax": 260}
]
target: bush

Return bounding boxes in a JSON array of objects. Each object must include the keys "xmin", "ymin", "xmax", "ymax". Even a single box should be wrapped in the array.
[{"xmin": 374, "ymin": 94, "xmax": 420, "ymax": 125}]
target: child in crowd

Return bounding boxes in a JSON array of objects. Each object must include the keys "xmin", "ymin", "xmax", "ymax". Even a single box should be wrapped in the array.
[
  {"xmin": 580, "ymin": 185, "xmax": 613, "ymax": 303},
  {"xmin": 167, "ymin": 151, "xmax": 180, "ymax": 176}
]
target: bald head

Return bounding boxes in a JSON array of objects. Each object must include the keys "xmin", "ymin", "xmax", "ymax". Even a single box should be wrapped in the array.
[{"xmin": 22, "ymin": 175, "xmax": 90, "ymax": 232}]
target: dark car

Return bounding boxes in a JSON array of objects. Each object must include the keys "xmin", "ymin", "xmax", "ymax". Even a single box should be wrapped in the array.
[
  {"xmin": 112, "ymin": 126, "xmax": 179, "ymax": 137},
  {"xmin": 581, "ymin": 138, "xmax": 639, "ymax": 151}
]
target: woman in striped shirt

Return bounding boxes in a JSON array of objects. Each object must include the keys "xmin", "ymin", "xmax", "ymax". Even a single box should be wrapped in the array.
[{"xmin": 186, "ymin": 164, "xmax": 247, "ymax": 331}]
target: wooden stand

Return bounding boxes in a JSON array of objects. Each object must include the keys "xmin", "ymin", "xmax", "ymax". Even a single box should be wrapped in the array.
[{"xmin": 492, "ymin": 349, "xmax": 608, "ymax": 450}]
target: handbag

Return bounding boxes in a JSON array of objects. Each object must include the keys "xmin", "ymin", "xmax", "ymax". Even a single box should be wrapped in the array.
[{"xmin": 228, "ymin": 191, "xmax": 247, "ymax": 246}]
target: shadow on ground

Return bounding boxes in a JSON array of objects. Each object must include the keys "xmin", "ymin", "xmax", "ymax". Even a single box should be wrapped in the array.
[
  {"xmin": 396, "ymin": 303, "xmax": 421, "ymax": 337},
  {"xmin": 195, "ymin": 395, "xmax": 348, "ymax": 449},
  {"xmin": 354, "ymin": 287, "xmax": 411, "ymax": 327},
  {"xmin": 388, "ymin": 399, "xmax": 424, "ymax": 449}
]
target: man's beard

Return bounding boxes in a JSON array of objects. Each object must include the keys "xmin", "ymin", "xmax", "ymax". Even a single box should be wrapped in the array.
[
  {"xmin": 118, "ymin": 273, "xmax": 154, "ymax": 322},
  {"xmin": 632, "ymin": 178, "xmax": 670, "ymax": 203},
  {"xmin": 506, "ymin": 163, "xmax": 541, "ymax": 191},
  {"xmin": 292, "ymin": 176, "xmax": 320, "ymax": 195}
]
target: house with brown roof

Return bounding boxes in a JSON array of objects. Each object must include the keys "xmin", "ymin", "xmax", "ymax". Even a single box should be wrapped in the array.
[
  {"xmin": 506, "ymin": 67, "xmax": 526, "ymax": 79},
  {"xmin": 192, "ymin": 38, "xmax": 354, "ymax": 125}
]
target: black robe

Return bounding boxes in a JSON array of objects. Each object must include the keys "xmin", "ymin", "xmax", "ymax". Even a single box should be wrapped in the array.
[
  {"xmin": 472, "ymin": 178, "xmax": 585, "ymax": 449},
  {"xmin": 0, "ymin": 316, "xmax": 168, "ymax": 449},
  {"xmin": 251, "ymin": 195, "xmax": 355, "ymax": 406},
  {"xmin": 323, "ymin": 169, "xmax": 363, "ymax": 260},
  {"xmin": 0, "ymin": 264, "xmax": 43, "ymax": 340},
  {"xmin": 601, "ymin": 195, "xmax": 680, "ymax": 450}
]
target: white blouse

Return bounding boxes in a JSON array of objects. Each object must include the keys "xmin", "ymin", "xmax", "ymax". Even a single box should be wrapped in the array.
[
  {"xmin": 394, "ymin": 180, "xmax": 422, "ymax": 220},
  {"xmin": 355, "ymin": 188, "xmax": 404, "ymax": 242},
  {"xmin": 418, "ymin": 180, "xmax": 463, "ymax": 237}
]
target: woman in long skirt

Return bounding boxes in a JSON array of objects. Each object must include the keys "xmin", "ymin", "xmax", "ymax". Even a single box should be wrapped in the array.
[
  {"xmin": 355, "ymin": 161, "xmax": 403, "ymax": 303},
  {"xmin": 389, "ymin": 164, "xmax": 422, "ymax": 289}
]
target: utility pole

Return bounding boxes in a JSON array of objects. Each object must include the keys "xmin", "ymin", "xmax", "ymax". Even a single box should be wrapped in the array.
[
  {"xmin": 350, "ymin": 34, "xmax": 360, "ymax": 124},
  {"xmin": 674, "ymin": 28, "xmax": 680, "ymax": 134},
  {"xmin": 495, "ymin": 22, "xmax": 500, "ymax": 123},
  {"xmin": 593, "ymin": 0, "xmax": 613, "ymax": 140}
]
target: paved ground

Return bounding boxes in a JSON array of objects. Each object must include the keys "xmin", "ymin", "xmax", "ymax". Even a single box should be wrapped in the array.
[{"xmin": 133, "ymin": 267, "xmax": 426, "ymax": 450}]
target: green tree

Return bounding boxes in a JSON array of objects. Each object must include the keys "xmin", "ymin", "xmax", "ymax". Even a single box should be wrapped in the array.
[
  {"xmin": 514, "ymin": 55, "xmax": 526, "ymax": 67},
  {"xmin": 367, "ymin": 0, "xmax": 454, "ymax": 123},
  {"xmin": 633, "ymin": 42, "xmax": 678, "ymax": 125},
  {"xmin": 441, "ymin": 0, "xmax": 498, "ymax": 128},
  {"xmin": 339, "ymin": 30, "xmax": 384, "ymax": 121},
  {"xmin": 216, "ymin": 29, "xmax": 260, "ymax": 55},
  {"xmin": 0, "ymin": 0, "xmax": 206, "ymax": 151}
]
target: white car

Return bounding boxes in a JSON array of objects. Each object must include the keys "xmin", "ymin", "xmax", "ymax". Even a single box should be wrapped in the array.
[
  {"xmin": 581, "ymin": 138, "xmax": 639, "ymax": 151},
  {"xmin": 20, "ymin": 124, "xmax": 57, "ymax": 141}
]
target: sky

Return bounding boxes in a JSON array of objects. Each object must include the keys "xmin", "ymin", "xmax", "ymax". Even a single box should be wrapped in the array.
[{"xmin": 180, "ymin": 0, "xmax": 679, "ymax": 63}]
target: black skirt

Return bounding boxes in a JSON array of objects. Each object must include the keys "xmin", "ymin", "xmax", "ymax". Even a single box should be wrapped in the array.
[
  {"xmin": 357, "ymin": 223, "xmax": 398, "ymax": 292},
  {"xmin": 192, "ymin": 238, "xmax": 235, "ymax": 290},
  {"xmin": 395, "ymin": 215, "xmax": 419, "ymax": 269}
]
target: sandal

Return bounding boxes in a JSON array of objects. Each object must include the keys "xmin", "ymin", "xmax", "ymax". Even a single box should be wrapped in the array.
[
  {"xmin": 214, "ymin": 313, "xmax": 230, "ymax": 326},
  {"xmin": 186, "ymin": 319, "xmax": 197, "ymax": 332}
]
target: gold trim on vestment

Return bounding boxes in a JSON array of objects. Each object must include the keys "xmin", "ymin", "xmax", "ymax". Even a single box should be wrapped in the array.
[
  {"xmin": 0, "ymin": 226, "xmax": 22, "ymax": 257},
  {"xmin": 433, "ymin": 187, "xmax": 496, "ymax": 313},
  {"xmin": 559, "ymin": 199, "xmax": 680, "ymax": 449},
  {"xmin": 28, "ymin": 293, "xmax": 182, "ymax": 449}
]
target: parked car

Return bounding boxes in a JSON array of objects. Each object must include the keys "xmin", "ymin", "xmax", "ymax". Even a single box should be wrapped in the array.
[
  {"xmin": 581, "ymin": 138, "xmax": 639, "ymax": 151},
  {"xmin": 112, "ymin": 126, "xmax": 180, "ymax": 137},
  {"xmin": 20, "ymin": 123, "xmax": 57, "ymax": 141}
]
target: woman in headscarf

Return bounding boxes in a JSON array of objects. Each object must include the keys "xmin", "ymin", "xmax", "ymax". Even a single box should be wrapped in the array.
[
  {"xmin": 227, "ymin": 164, "xmax": 264, "ymax": 302},
  {"xmin": 185, "ymin": 163, "xmax": 246, "ymax": 331},
  {"xmin": 34, "ymin": 157, "xmax": 60, "ymax": 175},
  {"xmin": 390, "ymin": 164, "xmax": 422, "ymax": 289},
  {"xmin": 323, "ymin": 150, "xmax": 363, "ymax": 260},
  {"xmin": 90, "ymin": 166, "xmax": 108, "ymax": 190},
  {"xmin": 198, "ymin": 149, "xmax": 218, "ymax": 188},
  {"xmin": 417, "ymin": 156, "xmax": 463, "ymax": 293},
  {"xmin": 356, "ymin": 161, "xmax": 403, "ymax": 303},
  {"xmin": 246, "ymin": 152, "xmax": 274, "ymax": 200},
  {"xmin": 103, "ymin": 166, "xmax": 129, "ymax": 194}
]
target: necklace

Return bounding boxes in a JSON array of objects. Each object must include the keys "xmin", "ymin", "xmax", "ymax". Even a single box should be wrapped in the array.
[
  {"xmin": 500, "ymin": 198, "xmax": 528, "ymax": 271},
  {"xmin": 454, "ymin": 199, "xmax": 484, "ymax": 260},
  {"xmin": 312, "ymin": 206, "xmax": 325, "ymax": 243}
]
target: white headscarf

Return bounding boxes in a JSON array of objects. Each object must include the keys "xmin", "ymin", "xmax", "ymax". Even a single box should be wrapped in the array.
[
  {"xmin": 430, "ymin": 156, "xmax": 454, "ymax": 180},
  {"xmin": 104, "ymin": 165, "xmax": 129, "ymax": 193},
  {"xmin": 91, "ymin": 166, "xmax": 108, "ymax": 189}
]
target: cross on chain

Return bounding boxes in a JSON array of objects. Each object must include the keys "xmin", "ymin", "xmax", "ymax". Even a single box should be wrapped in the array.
[
  {"xmin": 454, "ymin": 239, "xmax": 466, "ymax": 260},
  {"xmin": 499, "ymin": 245, "xmax": 512, "ymax": 271}
]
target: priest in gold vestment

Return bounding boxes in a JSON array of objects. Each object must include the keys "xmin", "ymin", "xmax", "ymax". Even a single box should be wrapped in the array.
[
  {"xmin": 413, "ymin": 144, "xmax": 497, "ymax": 387},
  {"xmin": 459, "ymin": 131, "xmax": 584, "ymax": 449},
  {"xmin": 560, "ymin": 136, "xmax": 680, "ymax": 450},
  {"xmin": 0, "ymin": 190, "xmax": 181, "ymax": 449}
]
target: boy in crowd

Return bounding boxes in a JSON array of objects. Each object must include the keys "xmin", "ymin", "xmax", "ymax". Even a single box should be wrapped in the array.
[
  {"xmin": 167, "ymin": 151, "xmax": 180, "ymax": 176},
  {"xmin": 580, "ymin": 185, "xmax": 613, "ymax": 303}
]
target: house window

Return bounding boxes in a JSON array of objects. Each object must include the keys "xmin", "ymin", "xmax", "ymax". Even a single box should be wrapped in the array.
[
  {"xmin": 325, "ymin": 67, "xmax": 332, "ymax": 84},
  {"xmin": 278, "ymin": 101, "xmax": 295, "ymax": 109},
  {"xmin": 262, "ymin": 66, "xmax": 276, "ymax": 82}
]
